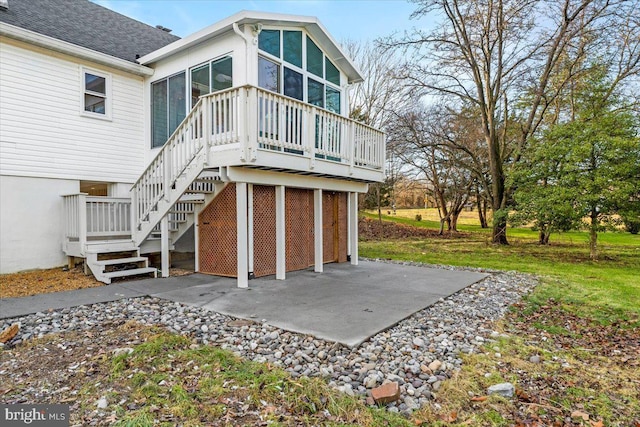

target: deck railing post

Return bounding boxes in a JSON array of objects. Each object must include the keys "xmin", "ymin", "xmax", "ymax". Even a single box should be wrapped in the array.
[
  {"xmin": 163, "ymin": 145, "xmax": 171, "ymax": 202},
  {"xmin": 308, "ymin": 106, "xmax": 316, "ymax": 169},
  {"xmin": 131, "ymin": 187, "xmax": 138, "ymax": 235},
  {"xmin": 246, "ymin": 86, "xmax": 258, "ymax": 161},
  {"xmin": 78, "ymin": 193, "xmax": 87, "ymax": 256},
  {"xmin": 348, "ymin": 121, "xmax": 355, "ymax": 175},
  {"xmin": 202, "ymin": 95, "xmax": 212, "ymax": 166}
]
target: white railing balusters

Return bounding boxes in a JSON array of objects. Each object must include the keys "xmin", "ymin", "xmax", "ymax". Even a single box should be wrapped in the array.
[{"xmin": 130, "ymin": 85, "xmax": 384, "ymax": 240}]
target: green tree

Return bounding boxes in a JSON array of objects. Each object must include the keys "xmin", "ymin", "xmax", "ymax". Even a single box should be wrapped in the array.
[{"xmin": 513, "ymin": 75, "xmax": 640, "ymax": 257}]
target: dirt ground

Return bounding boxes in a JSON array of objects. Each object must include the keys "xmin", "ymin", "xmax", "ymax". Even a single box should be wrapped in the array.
[
  {"xmin": 0, "ymin": 266, "xmax": 194, "ymax": 299},
  {"xmin": 359, "ymin": 216, "xmax": 469, "ymax": 240}
]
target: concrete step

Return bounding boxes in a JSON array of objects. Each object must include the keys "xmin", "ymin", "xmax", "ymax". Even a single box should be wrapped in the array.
[{"xmin": 102, "ymin": 267, "xmax": 157, "ymax": 279}]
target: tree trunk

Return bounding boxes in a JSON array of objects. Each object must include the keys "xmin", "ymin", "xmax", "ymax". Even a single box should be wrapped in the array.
[
  {"xmin": 538, "ymin": 227, "xmax": 550, "ymax": 245},
  {"xmin": 482, "ymin": 198, "xmax": 488, "ymax": 228},
  {"xmin": 492, "ymin": 213, "xmax": 508, "ymax": 244},
  {"xmin": 376, "ymin": 184, "xmax": 382, "ymax": 225},
  {"xmin": 439, "ymin": 218, "xmax": 446, "ymax": 235},
  {"xmin": 589, "ymin": 209, "xmax": 598, "ymax": 261},
  {"xmin": 476, "ymin": 187, "xmax": 488, "ymax": 228},
  {"xmin": 451, "ymin": 211, "xmax": 460, "ymax": 231}
]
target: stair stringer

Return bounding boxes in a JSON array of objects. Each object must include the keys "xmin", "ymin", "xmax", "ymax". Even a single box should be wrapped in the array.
[
  {"xmin": 133, "ymin": 153, "xmax": 208, "ymax": 247},
  {"xmin": 169, "ymin": 182, "xmax": 228, "ymax": 244}
]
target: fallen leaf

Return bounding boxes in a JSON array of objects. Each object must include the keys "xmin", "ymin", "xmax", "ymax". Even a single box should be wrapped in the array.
[
  {"xmin": 440, "ymin": 411, "xmax": 458, "ymax": 423},
  {"xmin": 470, "ymin": 396, "xmax": 488, "ymax": 402},
  {"xmin": 571, "ymin": 410, "xmax": 589, "ymax": 421},
  {"xmin": 590, "ymin": 421, "xmax": 604, "ymax": 427}
]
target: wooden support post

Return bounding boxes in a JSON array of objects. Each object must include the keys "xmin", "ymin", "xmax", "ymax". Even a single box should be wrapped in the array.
[
  {"xmin": 194, "ymin": 203, "xmax": 201, "ymax": 272},
  {"xmin": 275, "ymin": 185, "xmax": 286, "ymax": 280},
  {"xmin": 314, "ymin": 189, "xmax": 323, "ymax": 272},
  {"xmin": 349, "ymin": 192, "xmax": 358, "ymax": 265},
  {"xmin": 236, "ymin": 182, "xmax": 249, "ymax": 288},
  {"xmin": 78, "ymin": 193, "xmax": 87, "ymax": 257},
  {"xmin": 161, "ymin": 215, "xmax": 170, "ymax": 277},
  {"xmin": 247, "ymin": 184, "xmax": 254, "ymax": 276}
]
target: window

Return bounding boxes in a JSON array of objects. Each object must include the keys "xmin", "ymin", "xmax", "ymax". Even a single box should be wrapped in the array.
[
  {"xmin": 82, "ymin": 69, "xmax": 110, "ymax": 118},
  {"xmin": 190, "ymin": 56, "xmax": 233, "ymax": 107},
  {"xmin": 325, "ymin": 58, "xmax": 340, "ymax": 86},
  {"xmin": 151, "ymin": 72, "xmax": 186, "ymax": 148},
  {"xmin": 284, "ymin": 67, "xmax": 303, "ymax": 101},
  {"xmin": 258, "ymin": 56, "xmax": 280, "ymax": 92},
  {"xmin": 308, "ymin": 78, "xmax": 324, "ymax": 108},
  {"xmin": 306, "ymin": 38, "xmax": 323, "ymax": 78},
  {"xmin": 259, "ymin": 29, "xmax": 280, "ymax": 57},
  {"xmin": 283, "ymin": 30, "xmax": 302, "ymax": 68},
  {"xmin": 258, "ymin": 29, "xmax": 342, "ymax": 114},
  {"xmin": 191, "ymin": 64, "xmax": 209, "ymax": 107},
  {"xmin": 212, "ymin": 57, "xmax": 233, "ymax": 92},
  {"xmin": 326, "ymin": 87, "xmax": 340, "ymax": 114}
]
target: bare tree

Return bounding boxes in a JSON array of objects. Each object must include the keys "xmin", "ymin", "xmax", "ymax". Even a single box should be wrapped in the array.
[
  {"xmin": 389, "ymin": 106, "xmax": 473, "ymax": 233},
  {"xmin": 388, "ymin": 0, "xmax": 638, "ymax": 244},
  {"xmin": 344, "ymin": 40, "xmax": 409, "ymax": 222}
]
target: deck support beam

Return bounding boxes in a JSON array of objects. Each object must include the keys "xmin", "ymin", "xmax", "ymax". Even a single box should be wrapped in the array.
[
  {"xmin": 275, "ymin": 185, "xmax": 286, "ymax": 280},
  {"xmin": 314, "ymin": 189, "xmax": 323, "ymax": 272},
  {"xmin": 160, "ymin": 215, "xmax": 170, "ymax": 277},
  {"xmin": 247, "ymin": 184, "xmax": 254, "ymax": 276},
  {"xmin": 236, "ymin": 182, "xmax": 249, "ymax": 288},
  {"xmin": 194, "ymin": 203, "xmax": 201, "ymax": 272},
  {"xmin": 349, "ymin": 192, "xmax": 358, "ymax": 265}
]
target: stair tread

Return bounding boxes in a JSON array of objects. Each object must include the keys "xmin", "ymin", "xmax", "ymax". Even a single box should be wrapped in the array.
[
  {"xmin": 85, "ymin": 243, "xmax": 137, "ymax": 253},
  {"xmin": 94, "ymin": 257, "xmax": 147, "ymax": 266},
  {"xmin": 102, "ymin": 267, "xmax": 157, "ymax": 278}
]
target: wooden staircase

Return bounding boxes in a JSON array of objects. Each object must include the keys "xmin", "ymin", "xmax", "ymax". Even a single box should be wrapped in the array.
[{"xmin": 84, "ymin": 243, "xmax": 156, "ymax": 284}]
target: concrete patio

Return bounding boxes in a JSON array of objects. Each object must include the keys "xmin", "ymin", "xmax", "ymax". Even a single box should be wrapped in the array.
[{"xmin": 1, "ymin": 261, "xmax": 488, "ymax": 347}]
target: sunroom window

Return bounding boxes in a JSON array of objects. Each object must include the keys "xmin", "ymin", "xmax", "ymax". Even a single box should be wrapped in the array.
[
  {"xmin": 258, "ymin": 29, "xmax": 342, "ymax": 114},
  {"xmin": 151, "ymin": 72, "xmax": 186, "ymax": 148},
  {"xmin": 190, "ymin": 56, "xmax": 233, "ymax": 107}
]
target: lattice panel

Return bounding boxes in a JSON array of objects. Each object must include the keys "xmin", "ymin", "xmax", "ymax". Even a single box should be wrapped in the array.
[
  {"xmin": 286, "ymin": 188, "xmax": 314, "ymax": 272},
  {"xmin": 253, "ymin": 185, "xmax": 277, "ymax": 277},
  {"xmin": 323, "ymin": 192, "xmax": 337, "ymax": 263},
  {"xmin": 198, "ymin": 183, "xmax": 237, "ymax": 277},
  {"xmin": 337, "ymin": 192, "xmax": 348, "ymax": 263}
]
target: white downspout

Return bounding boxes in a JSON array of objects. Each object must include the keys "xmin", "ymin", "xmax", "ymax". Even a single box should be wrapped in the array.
[{"xmin": 233, "ymin": 22, "xmax": 262, "ymax": 83}]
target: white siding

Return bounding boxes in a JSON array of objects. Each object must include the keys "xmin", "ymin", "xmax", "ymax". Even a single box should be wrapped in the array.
[
  {"xmin": 0, "ymin": 175, "xmax": 78, "ymax": 273},
  {"xmin": 0, "ymin": 39, "xmax": 146, "ymax": 182}
]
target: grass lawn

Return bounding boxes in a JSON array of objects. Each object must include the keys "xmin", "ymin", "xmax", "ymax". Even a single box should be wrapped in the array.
[
  {"xmin": 361, "ymin": 209, "xmax": 640, "ymax": 322},
  {"xmin": 360, "ymin": 208, "xmax": 639, "ymax": 425}
]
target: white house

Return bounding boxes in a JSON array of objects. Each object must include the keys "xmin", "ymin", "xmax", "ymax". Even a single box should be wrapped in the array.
[{"xmin": 0, "ymin": 0, "xmax": 385, "ymax": 288}]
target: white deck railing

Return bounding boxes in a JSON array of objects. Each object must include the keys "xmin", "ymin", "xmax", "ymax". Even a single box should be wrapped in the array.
[
  {"xmin": 131, "ymin": 84, "xmax": 385, "ymax": 235},
  {"xmin": 63, "ymin": 194, "xmax": 132, "ymax": 244}
]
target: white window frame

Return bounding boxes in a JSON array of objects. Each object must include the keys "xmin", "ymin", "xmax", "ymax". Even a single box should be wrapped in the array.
[
  {"xmin": 80, "ymin": 67, "xmax": 112, "ymax": 120},
  {"xmin": 257, "ymin": 28, "xmax": 343, "ymax": 114},
  {"xmin": 189, "ymin": 53, "xmax": 234, "ymax": 108}
]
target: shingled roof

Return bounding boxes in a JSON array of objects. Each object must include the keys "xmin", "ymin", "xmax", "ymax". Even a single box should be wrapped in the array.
[{"xmin": 0, "ymin": 0, "xmax": 180, "ymax": 63}]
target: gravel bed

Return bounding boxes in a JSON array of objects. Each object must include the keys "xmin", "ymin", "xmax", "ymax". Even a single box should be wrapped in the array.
[{"xmin": 1, "ymin": 262, "xmax": 538, "ymax": 414}]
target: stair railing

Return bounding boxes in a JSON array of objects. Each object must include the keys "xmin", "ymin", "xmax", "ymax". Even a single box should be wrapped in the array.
[{"xmin": 131, "ymin": 86, "xmax": 243, "ymax": 235}]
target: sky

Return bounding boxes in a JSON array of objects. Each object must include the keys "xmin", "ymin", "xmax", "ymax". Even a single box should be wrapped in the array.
[{"xmin": 92, "ymin": 0, "xmax": 426, "ymax": 43}]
